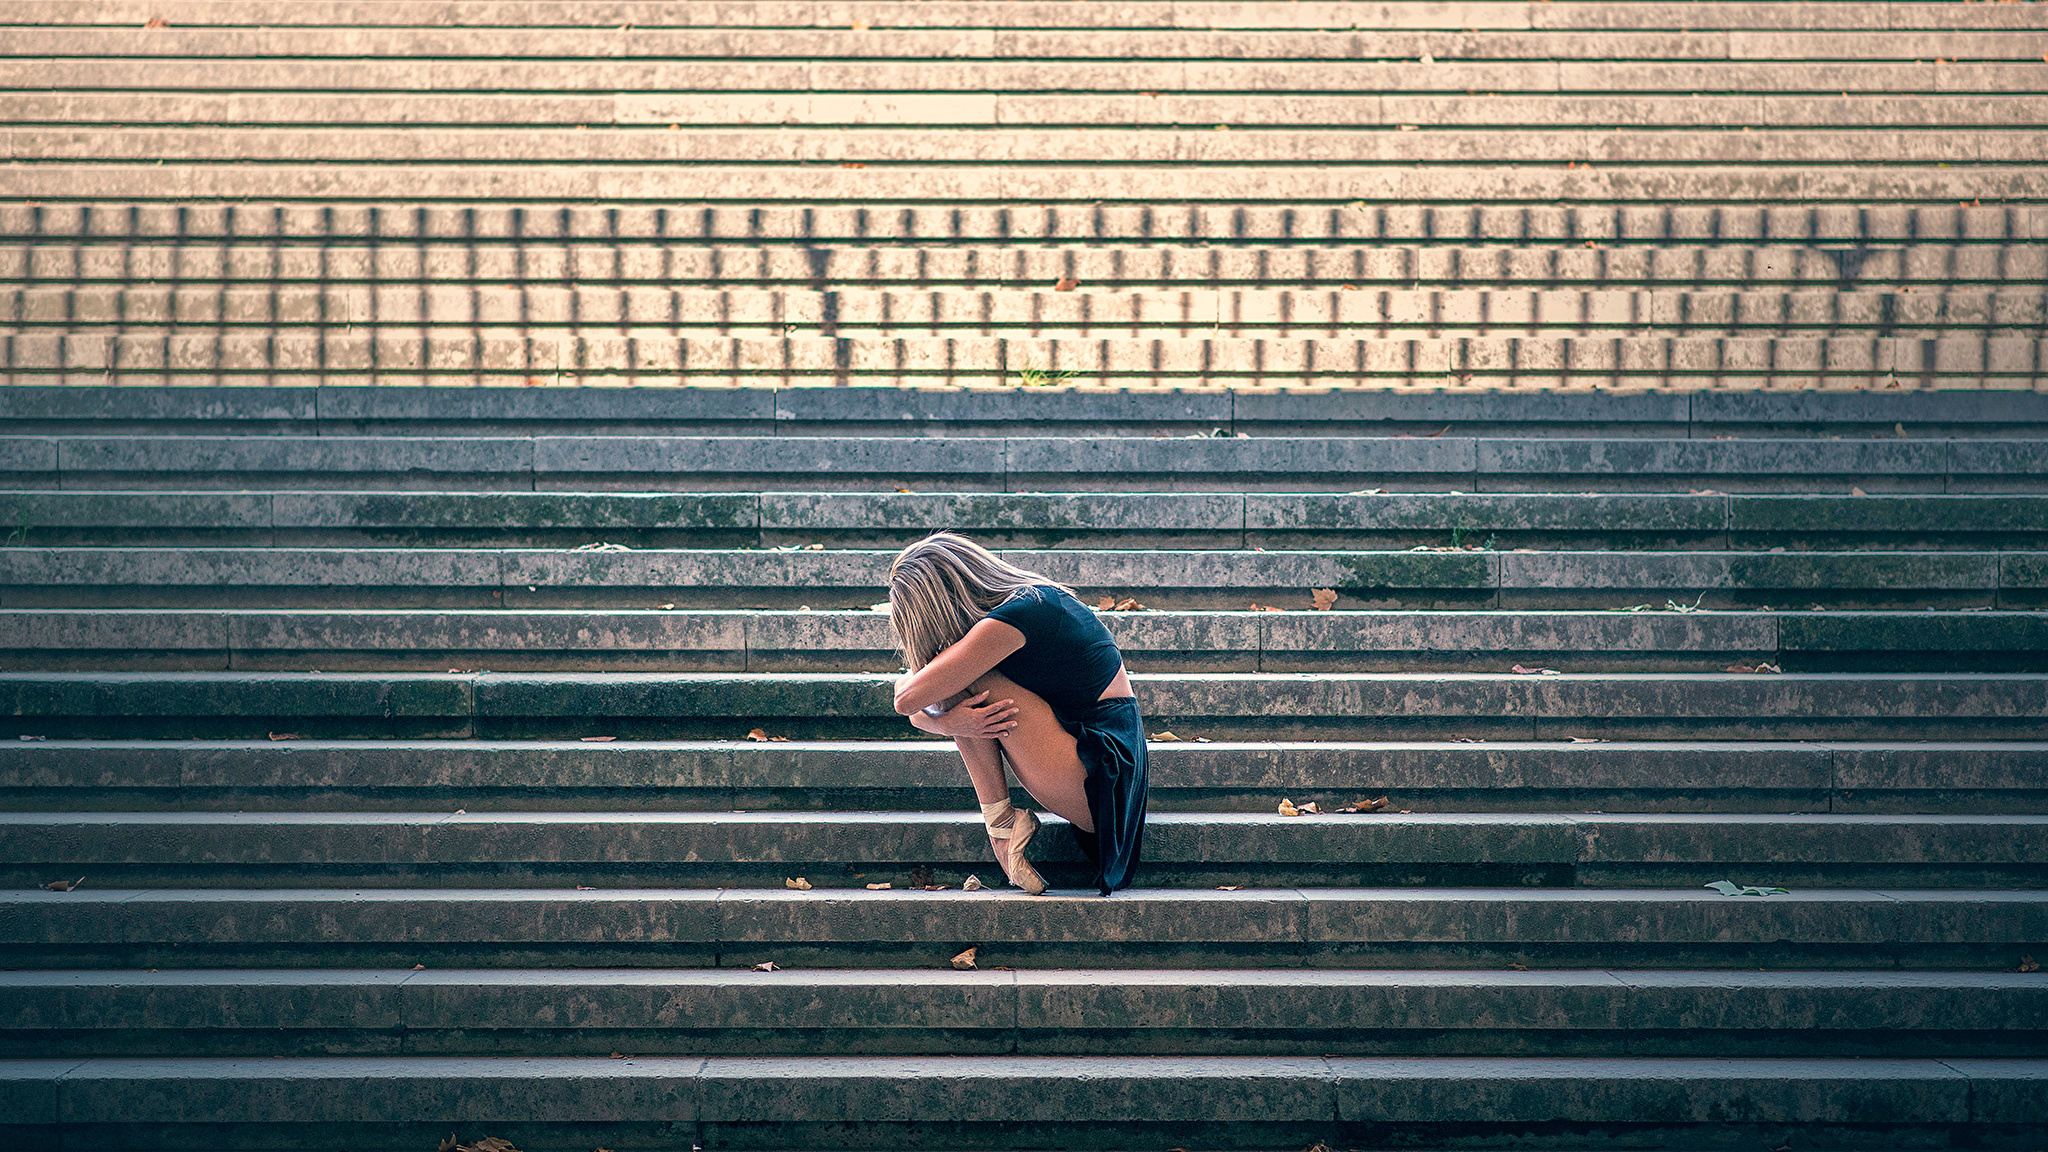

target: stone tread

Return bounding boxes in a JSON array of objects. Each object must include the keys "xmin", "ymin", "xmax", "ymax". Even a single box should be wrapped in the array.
[
  {"xmin": 1, "ymin": 609, "xmax": 2044, "ymax": 674},
  {"xmin": 0, "ymin": 1053, "xmax": 2040, "ymax": 1131},
  {"xmin": 0, "ymin": 968, "xmax": 2040, "ymax": 1057},
  {"xmin": 11, "ymin": 490, "xmax": 2048, "ymax": 538},
  {"xmin": 0, "ymin": 739, "xmax": 2039, "ymax": 812},
  {"xmin": 0, "ymin": 810, "xmax": 2036, "ymax": 868}
]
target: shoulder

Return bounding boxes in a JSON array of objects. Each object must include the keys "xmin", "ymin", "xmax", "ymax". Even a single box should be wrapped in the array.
[{"xmin": 985, "ymin": 585, "xmax": 1065, "ymax": 628}]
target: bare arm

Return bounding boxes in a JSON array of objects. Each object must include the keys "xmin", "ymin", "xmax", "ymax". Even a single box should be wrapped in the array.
[{"xmin": 892, "ymin": 617, "xmax": 1026, "ymax": 715}]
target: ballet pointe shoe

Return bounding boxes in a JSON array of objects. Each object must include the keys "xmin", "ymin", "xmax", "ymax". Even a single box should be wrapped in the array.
[{"xmin": 979, "ymin": 799, "xmax": 1046, "ymax": 895}]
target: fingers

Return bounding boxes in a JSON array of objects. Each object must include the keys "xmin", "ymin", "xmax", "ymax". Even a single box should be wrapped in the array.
[{"xmin": 964, "ymin": 690, "xmax": 991, "ymax": 706}]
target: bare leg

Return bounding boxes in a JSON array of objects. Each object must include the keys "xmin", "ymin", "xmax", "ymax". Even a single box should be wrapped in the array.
[
  {"xmin": 970, "ymin": 671, "xmax": 1095, "ymax": 834},
  {"xmin": 954, "ymin": 734, "xmax": 1012, "ymax": 808}
]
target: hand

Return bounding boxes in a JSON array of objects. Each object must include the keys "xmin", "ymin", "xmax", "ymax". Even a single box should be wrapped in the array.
[{"xmin": 916, "ymin": 690, "xmax": 1019, "ymax": 739}]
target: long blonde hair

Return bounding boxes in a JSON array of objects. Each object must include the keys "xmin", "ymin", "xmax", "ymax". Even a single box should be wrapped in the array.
[{"xmin": 887, "ymin": 532, "xmax": 1072, "ymax": 670}]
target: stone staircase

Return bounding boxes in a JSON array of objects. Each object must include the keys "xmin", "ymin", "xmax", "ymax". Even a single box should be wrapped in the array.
[
  {"xmin": 3, "ymin": 0, "xmax": 2048, "ymax": 1148},
  {"xmin": 2, "ymin": 386, "xmax": 2046, "ymax": 1149}
]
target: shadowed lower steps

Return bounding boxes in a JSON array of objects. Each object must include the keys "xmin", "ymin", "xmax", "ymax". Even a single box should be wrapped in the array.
[
  {"xmin": 2, "ymin": 1054, "xmax": 2043, "ymax": 1151},
  {"xmin": 3, "ymin": 968, "xmax": 2044, "ymax": 1058}
]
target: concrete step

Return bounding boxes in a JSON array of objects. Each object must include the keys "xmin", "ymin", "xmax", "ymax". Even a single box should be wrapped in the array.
[
  {"xmin": 5, "ymin": 436, "xmax": 2043, "ymax": 492},
  {"xmin": 2, "ymin": 811, "xmax": 2038, "ymax": 891},
  {"xmin": 19, "ymin": 1, "xmax": 2048, "ymax": 31},
  {"xmin": 12, "ymin": 386, "xmax": 2048, "ymax": 440},
  {"xmin": 15, "ymin": 126, "xmax": 2048, "ymax": 167},
  {"xmin": 2, "ymin": 1052, "xmax": 2041, "ymax": 1151},
  {"xmin": 4, "ymin": 670, "xmax": 2047, "ymax": 741},
  {"xmin": 4, "ymin": 608, "xmax": 2046, "ymax": 674},
  {"xmin": 11, "ymin": 332, "xmax": 2044, "ymax": 388},
  {"xmin": 10, "ymin": 201, "xmax": 2035, "ymax": 244},
  {"xmin": 17, "ymin": 90, "xmax": 2048, "ymax": 129},
  {"xmin": 14, "ymin": 24, "xmax": 2048, "ymax": 60},
  {"xmin": 18, "ymin": 285, "xmax": 2043, "ymax": 335},
  {"xmin": 9, "ymin": 162, "xmax": 2033, "ymax": 209},
  {"xmin": 4, "ymin": 547, "xmax": 2041, "ymax": 611},
  {"xmin": 3, "ymin": 967, "xmax": 2041, "ymax": 1059},
  {"xmin": 9, "ymin": 490, "xmax": 2048, "ymax": 550},
  {"xmin": 5, "ymin": 739, "xmax": 2035, "ymax": 816},
  {"xmin": 2, "ymin": 884, "xmax": 2042, "ymax": 970}
]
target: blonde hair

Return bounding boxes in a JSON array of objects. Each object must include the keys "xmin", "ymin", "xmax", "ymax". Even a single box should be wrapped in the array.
[{"xmin": 887, "ymin": 532, "xmax": 1072, "ymax": 670}]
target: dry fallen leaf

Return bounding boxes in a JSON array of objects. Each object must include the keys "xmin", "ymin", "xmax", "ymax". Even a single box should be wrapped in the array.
[
  {"xmin": 746, "ymin": 728, "xmax": 771, "ymax": 742},
  {"xmin": 1511, "ymin": 665, "xmax": 1561, "ymax": 675},
  {"xmin": 951, "ymin": 947, "xmax": 978, "ymax": 970},
  {"xmin": 1277, "ymin": 798, "xmax": 1300, "ymax": 817},
  {"xmin": 413, "ymin": 964, "xmax": 426, "ymax": 970},
  {"xmin": 1194, "ymin": 736, "xmax": 1212, "ymax": 743},
  {"xmin": 2021, "ymin": 954, "xmax": 2040, "ymax": 972},
  {"xmin": 1054, "ymin": 276, "xmax": 1080, "ymax": 291},
  {"xmin": 785, "ymin": 877, "xmax": 812, "ymax": 890},
  {"xmin": 144, "ymin": 16, "xmax": 168, "ymax": 27},
  {"xmin": 267, "ymin": 732, "xmax": 300, "ymax": 741},
  {"xmin": 1248, "ymin": 602, "xmax": 1284, "ymax": 612},
  {"xmin": 1217, "ymin": 885, "xmax": 1243, "ymax": 891},
  {"xmin": 1337, "ymin": 796, "xmax": 1389, "ymax": 814},
  {"xmin": 1152, "ymin": 731, "xmax": 1183, "ymax": 742},
  {"xmin": 840, "ymin": 161, "xmax": 867, "ymax": 169},
  {"xmin": 452, "ymin": 1138, "xmax": 523, "ymax": 1152},
  {"xmin": 1096, "ymin": 596, "xmax": 1116, "ymax": 610},
  {"xmin": 851, "ymin": 19, "xmax": 870, "ymax": 30},
  {"xmin": 1851, "ymin": 487, "xmax": 1868, "ymax": 497},
  {"xmin": 1108, "ymin": 597, "xmax": 1146, "ymax": 611},
  {"xmin": 962, "ymin": 874, "xmax": 985, "ymax": 891},
  {"xmin": 753, "ymin": 961, "xmax": 779, "ymax": 971},
  {"xmin": 580, "ymin": 735, "xmax": 616, "ymax": 742},
  {"xmin": 865, "ymin": 882, "xmax": 892, "ymax": 890},
  {"xmin": 1311, "ymin": 588, "xmax": 1338, "ymax": 611},
  {"xmin": 1298, "ymin": 802, "xmax": 1321, "ymax": 814},
  {"xmin": 1725, "ymin": 663, "xmax": 1783, "ymax": 674},
  {"xmin": 43, "ymin": 877, "xmax": 83, "ymax": 892}
]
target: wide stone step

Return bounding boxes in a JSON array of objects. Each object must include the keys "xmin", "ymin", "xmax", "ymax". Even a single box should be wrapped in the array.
[
  {"xmin": 2, "ymin": 811, "xmax": 2038, "ymax": 891},
  {"xmin": 9, "ymin": 489, "xmax": 2048, "ymax": 550},
  {"xmin": 4, "ymin": 670, "xmax": 2046, "ymax": 741},
  {"xmin": 19, "ymin": 285, "xmax": 2041, "ymax": 335},
  {"xmin": 18, "ymin": 91, "xmax": 2048, "ymax": 129},
  {"xmin": 3, "ymin": 1052, "xmax": 2041, "ymax": 1151},
  {"xmin": 4, "ymin": 547, "xmax": 2039, "ymax": 611},
  {"xmin": 5, "ymin": 739, "xmax": 2034, "ymax": 815},
  {"xmin": 3, "ymin": 968, "xmax": 2040, "ymax": 1059},
  {"xmin": 11, "ymin": 201, "xmax": 2033, "ymax": 244},
  {"xmin": 9, "ymin": 333, "xmax": 2043, "ymax": 389},
  {"xmin": 15, "ymin": 24, "xmax": 2047, "ymax": 59},
  {"xmin": 14, "ymin": 126, "xmax": 2046, "ymax": 168},
  {"xmin": 6, "ymin": 435, "xmax": 2045, "ymax": 492},
  {"xmin": 2, "ymin": 885, "xmax": 2041, "ymax": 970},
  {"xmin": 12, "ymin": 386, "xmax": 2048, "ymax": 441},
  {"xmin": 4, "ymin": 608, "xmax": 2044, "ymax": 674},
  {"xmin": 19, "ymin": 1, "xmax": 2046, "ymax": 30},
  {"xmin": 11, "ymin": 162, "xmax": 2034, "ymax": 209}
]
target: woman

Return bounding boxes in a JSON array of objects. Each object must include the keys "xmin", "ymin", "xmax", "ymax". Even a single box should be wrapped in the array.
[{"xmin": 888, "ymin": 532, "xmax": 1147, "ymax": 895}]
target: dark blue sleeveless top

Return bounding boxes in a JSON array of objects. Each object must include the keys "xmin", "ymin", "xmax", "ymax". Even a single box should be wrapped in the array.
[{"xmin": 983, "ymin": 585, "xmax": 1125, "ymax": 719}]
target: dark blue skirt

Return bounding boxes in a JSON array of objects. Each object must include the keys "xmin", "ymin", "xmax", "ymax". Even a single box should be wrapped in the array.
[{"xmin": 1058, "ymin": 695, "xmax": 1149, "ymax": 894}]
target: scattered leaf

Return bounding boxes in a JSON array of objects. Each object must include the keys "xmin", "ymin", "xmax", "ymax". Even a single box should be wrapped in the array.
[
  {"xmin": 1851, "ymin": 487, "xmax": 1868, "ymax": 497},
  {"xmin": 449, "ymin": 1138, "xmax": 523, "ymax": 1152},
  {"xmin": 785, "ymin": 877, "xmax": 812, "ymax": 890},
  {"xmin": 1097, "ymin": 596, "xmax": 1116, "ymax": 610},
  {"xmin": 658, "ymin": 603, "xmax": 674, "ymax": 610},
  {"xmin": 1705, "ymin": 880, "xmax": 1789, "ymax": 897},
  {"xmin": 1297, "ymin": 802, "xmax": 1321, "ymax": 814},
  {"xmin": 746, "ymin": 728, "xmax": 771, "ymax": 741},
  {"xmin": 840, "ymin": 162, "xmax": 867, "ymax": 169},
  {"xmin": 1111, "ymin": 597, "xmax": 1146, "ymax": 611},
  {"xmin": 1568, "ymin": 736, "xmax": 1608, "ymax": 744},
  {"xmin": 1247, "ymin": 602, "xmax": 1285, "ymax": 612},
  {"xmin": 1511, "ymin": 665, "xmax": 1560, "ymax": 676},
  {"xmin": 144, "ymin": 16, "xmax": 168, "ymax": 27},
  {"xmin": 865, "ymin": 882, "xmax": 892, "ymax": 890},
  {"xmin": 580, "ymin": 735, "xmax": 617, "ymax": 742},
  {"xmin": 1152, "ymin": 731, "xmax": 1183, "ymax": 742},
  {"xmin": 609, "ymin": 1052, "xmax": 627, "ymax": 1059},
  {"xmin": 1217, "ymin": 885, "xmax": 1244, "ymax": 891},
  {"xmin": 1509, "ymin": 962, "xmax": 1528, "ymax": 972},
  {"xmin": 1689, "ymin": 489, "xmax": 1723, "ymax": 496},
  {"xmin": 1337, "ymin": 796, "xmax": 1389, "ymax": 813},
  {"xmin": 753, "ymin": 961, "xmax": 779, "ymax": 971},
  {"xmin": 1311, "ymin": 588, "xmax": 1338, "ymax": 611},
  {"xmin": 1194, "ymin": 736, "xmax": 1212, "ymax": 743},
  {"xmin": 951, "ymin": 947, "xmax": 978, "ymax": 970},
  {"xmin": 962, "ymin": 874, "xmax": 985, "ymax": 891},
  {"xmin": 1054, "ymin": 276, "xmax": 1080, "ymax": 291},
  {"xmin": 1724, "ymin": 663, "xmax": 1783, "ymax": 675},
  {"xmin": 569, "ymin": 541, "xmax": 630, "ymax": 552},
  {"xmin": 577, "ymin": 885, "xmax": 596, "ymax": 890},
  {"xmin": 43, "ymin": 877, "xmax": 83, "ymax": 892},
  {"xmin": 268, "ymin": 732, "xmax": 301, "ymax": 741},
  {"xmin": 920, "ymin": 884, "xmax": 949, "ymax": 891},
  {"xmin": 2021, "ymin": 954, "xmax": 2039, "ymax": 972},
  {"xmin": 1277, "ymin": 798, "xmax": 1300, "ymax": 817},
  {"xmin": 851, "ymin": 19, "xmax": 869, "ymax": 30},
  {"xmin": 413, "ymin": 964, "xmax": 426, "ymax": 970}
]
